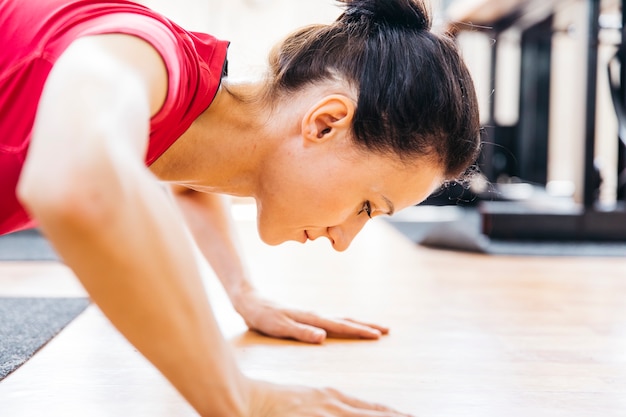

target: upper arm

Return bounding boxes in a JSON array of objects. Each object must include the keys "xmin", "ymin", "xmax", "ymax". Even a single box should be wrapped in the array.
[{"xmin": 18, "ymin": 34, "xmax": 168, "ymax": 212}]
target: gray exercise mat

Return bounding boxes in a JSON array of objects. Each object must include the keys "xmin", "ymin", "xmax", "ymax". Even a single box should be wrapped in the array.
[
  {"xmin": 0, "ymin": 229, "xmax": 59, "ymax": 261},
  {"xmin": 0, "ymin": 297, "xmax": 90, "ymax": 381}
]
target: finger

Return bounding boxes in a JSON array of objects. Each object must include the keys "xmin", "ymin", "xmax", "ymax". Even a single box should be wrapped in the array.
[
  {"xmin": 325, "ymin": 388, "xmax": 415, "ymax": 417},
  {"xmin": 290, "ymin": 312, "xmax": 383, "ymax": 339},
  {"xmin": 343, "ymin": 318, "xmax": 390, "ymax": 335},
  {"xmin": 326, "ymin": 323, "xmax": 382, "ymax": 339},
  {"xmin": 288, "ymin": 322, "xmax": 327, "ymax": 344},
  {"xmin": 263, "ymin": 318, "xmax": 327, "ymax": 344}
]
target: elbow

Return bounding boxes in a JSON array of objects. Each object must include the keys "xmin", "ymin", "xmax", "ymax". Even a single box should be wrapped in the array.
[
  {"xmin": 16, "ymin": 168, "xmax": 54, "ymax": 216},
  {"xmin": 16, "ymin": 168, "xmax": 49, "ymax": 212}
]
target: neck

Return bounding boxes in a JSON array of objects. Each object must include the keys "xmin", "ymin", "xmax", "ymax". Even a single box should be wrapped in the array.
[{"xmin": 151, "ymin": 80, "xmax": 274, "ymax": 197}]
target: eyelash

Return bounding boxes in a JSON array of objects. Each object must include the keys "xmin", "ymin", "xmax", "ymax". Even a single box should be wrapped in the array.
[{"xmin": 359, "ymin": 201, "xmax": 372, "ymax": 218}]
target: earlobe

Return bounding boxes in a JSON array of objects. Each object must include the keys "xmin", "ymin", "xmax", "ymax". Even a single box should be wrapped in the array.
[{"xmin": 301, "ymin": 94, "xmax": 355, "ymax": 144}]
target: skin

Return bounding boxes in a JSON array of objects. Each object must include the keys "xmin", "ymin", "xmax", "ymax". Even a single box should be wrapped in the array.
[
  {"xmin": 156, "ymin": 81, "xmax": 441, "ymax": 249},
  {"xmin": 158, "ymin": 78, "xmax": 442, "ymax": 344},
  {"xmin": 17, "ymin": 33, "xmax": 442, "ymax": 416}
]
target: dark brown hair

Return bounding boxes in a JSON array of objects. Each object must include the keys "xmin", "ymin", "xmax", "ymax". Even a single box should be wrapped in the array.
[{"xmin": 267, "ymin": 0, "xmax": 480, "ymax": 179}]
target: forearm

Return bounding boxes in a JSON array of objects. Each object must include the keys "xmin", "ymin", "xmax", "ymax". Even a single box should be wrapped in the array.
[
  {"xmin": 25, "ymin": 169, "xmax": 249, "ymax": 416},
  {"xmin": 16, "ymin": 34, "xmax": 250, "ymax": 415},
  {"xmin": 173, "ymin": 190, "xmax": 255, "ymax": 308}
]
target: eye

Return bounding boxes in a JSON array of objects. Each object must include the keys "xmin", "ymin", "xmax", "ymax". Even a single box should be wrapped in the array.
[{"xmin": 358, "ymin": 201, "xmax": 372, "ymax": 218}]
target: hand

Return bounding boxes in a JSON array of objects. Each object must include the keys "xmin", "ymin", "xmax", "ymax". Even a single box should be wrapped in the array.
[
  {"xmin": 231, "ymin": 288, "xmax": 389, "ymax": 344},
  {"xmin": 248, "ymin": 379, "xmax": 414, "ymax": 417}
]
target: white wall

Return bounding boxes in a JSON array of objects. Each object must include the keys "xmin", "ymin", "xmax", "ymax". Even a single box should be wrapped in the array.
[{"xmin": 138, "ymin": 0, "xmax": 340, "ymax": 79}]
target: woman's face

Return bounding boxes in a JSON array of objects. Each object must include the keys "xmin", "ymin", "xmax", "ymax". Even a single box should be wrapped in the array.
[{"xmin": 254, "ymin": 140, "xmax": 444, "ymax": 251}]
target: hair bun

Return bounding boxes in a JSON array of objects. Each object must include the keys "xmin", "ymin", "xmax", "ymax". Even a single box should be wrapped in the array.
[{"xmin": 339, "ymin": 0, "xmax": 432, "ymax": 31}]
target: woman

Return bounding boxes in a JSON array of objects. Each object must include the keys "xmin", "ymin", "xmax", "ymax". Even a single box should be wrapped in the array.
[{"xmin": 0, "ymin": 0, "xmax": 480, "ymax": 415}]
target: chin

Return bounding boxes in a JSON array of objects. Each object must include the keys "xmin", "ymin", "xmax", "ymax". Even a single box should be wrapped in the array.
[
  {"xmin": 256, "ymin": 210, "xmax": 304, "ymax": 245},
  {"xmin": 256, "ymin": 225, "xmax": 286, "ymax": 246},
  {"xmin": 257, "ymin": 226, "xmax": 306, "ymax": 246},
  {"xmin": 261, "ymin": 237, "xmax": 283, "ymax": 246}
]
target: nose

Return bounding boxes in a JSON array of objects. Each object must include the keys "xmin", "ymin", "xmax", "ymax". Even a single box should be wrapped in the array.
[{"xmin": 327, "ymin": 215, "xmax": 368, "ymax": 252}]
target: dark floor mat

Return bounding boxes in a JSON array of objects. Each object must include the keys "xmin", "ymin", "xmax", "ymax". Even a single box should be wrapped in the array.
[
  {"xmin": 0, "ymin": 297, "xmax": 90, "ymax": 381},
  {"xmin": 386, "ymin": 206, "xmax": 626, "ymax": 257}
]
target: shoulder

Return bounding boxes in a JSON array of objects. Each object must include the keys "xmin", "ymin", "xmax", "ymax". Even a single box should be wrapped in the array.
[{"xmin": 60, "ymin": 34, "xmax": 169, "ymax": 116}]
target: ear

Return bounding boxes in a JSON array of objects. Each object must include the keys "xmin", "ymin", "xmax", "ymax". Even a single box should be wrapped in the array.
[{"xmin": 301, "ymin": 94, "xmax": 355, "ymax": 145}]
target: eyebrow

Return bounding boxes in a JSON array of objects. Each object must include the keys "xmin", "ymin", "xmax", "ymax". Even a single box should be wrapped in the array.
[{"xmin": 381, "ymin": 195, "xmax": 395, "ymax": 216}]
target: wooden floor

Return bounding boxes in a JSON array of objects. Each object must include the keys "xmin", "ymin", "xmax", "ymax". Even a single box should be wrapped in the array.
[{"xmin": 1, "ymin": 208, "xmax": 626, "ymax": 416}]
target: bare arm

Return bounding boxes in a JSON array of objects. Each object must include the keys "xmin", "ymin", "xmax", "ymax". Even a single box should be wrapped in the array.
[
  {"xmin": 170, "ymin": 188, "xmax": 255, "ymax": 300},
  {"xmin": 17, "ymin": 33, "xmax": 411, "ymax": 417},
  {"xmin": 17, "ymin": 34, "xmax": 248, "ymax": 416},
  {"xmin": 171, "ymin": 187, "xmax": 390, "ymax": 343}
]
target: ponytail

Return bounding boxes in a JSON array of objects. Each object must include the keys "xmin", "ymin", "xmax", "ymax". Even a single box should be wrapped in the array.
[
  {"xmin": 268, "ymin": 0, "xmax": 480, "ymax": 179},
  {"xmin": 339, "ymin": 0, "xmax": 431, "ymax": 31}
]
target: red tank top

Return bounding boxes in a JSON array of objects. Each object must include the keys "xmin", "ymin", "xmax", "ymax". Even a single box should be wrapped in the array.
[{"xmin": 0, "ymin": 0, "xmax": 229, "ymax": 235}]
